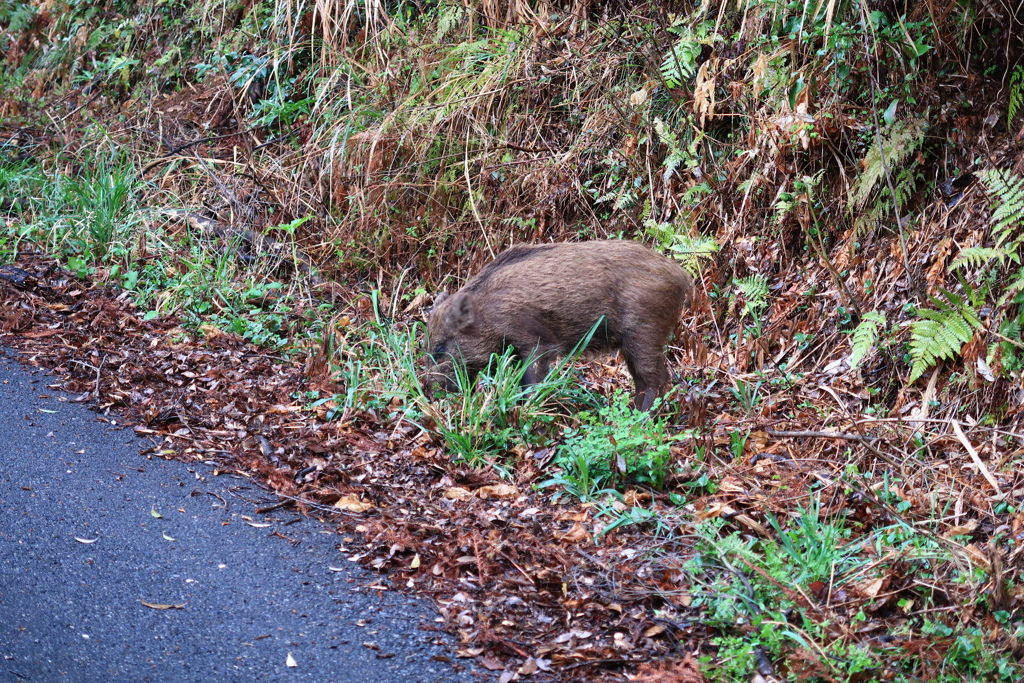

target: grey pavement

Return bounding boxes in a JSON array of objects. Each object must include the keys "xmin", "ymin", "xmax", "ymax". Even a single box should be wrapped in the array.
[{"xmin": 0, "ymin": 347, "xmax": 474, "ymax": 683}]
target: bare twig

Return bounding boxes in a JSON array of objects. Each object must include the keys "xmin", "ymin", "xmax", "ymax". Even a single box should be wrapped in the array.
[
  {"xmin": 951, "ymin": 419, "xmax": 1003, "ymax": 495},
  {"xmin": 766, "ymin": 429, "xmax": 878, "ymax": 442},
  {"xmin": 141, "ymin": 126, "xmax": 265, "ymax": 175}
]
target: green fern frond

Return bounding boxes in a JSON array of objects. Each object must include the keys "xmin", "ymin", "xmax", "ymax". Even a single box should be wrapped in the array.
[
  {"xmin": 978, "ymin": 168, "xmax": 1024, "ymax": 247},
  {"xmin": 434, "ymin": 3, "xmax": 465, "ymax": 41},
  {"xmin": 1009, "ymin": 65, "xmax": 1024, "ymax": 125},
  {"xmin": 908, "ymin": 290, "xmax": 981, "ymax": 382},
  {"xmin": 928, "ymin": 287, "xmax": 963, "ymax": 309},
  {"xmin": 0, "ymin": 2, "xmax": 35, "ymax": 33},
  {"xmin": 950, "ymin": 246, "xmax": 1015, "ymax": 272},
  {"xmin": 653, "ymin": 117, "xmax": 698, "ymax": 181},
  {"xmin": 941, "ymin": 286, "xmax": 983, "ymax": 328},
  {"xmin": 660, "ymin": 41, "xmax": 697, "ymax": 87},
  {"xmin": 669, "ymin": 232, "xmax": 719, "ymax": 275},
  {"xmin": 773, "ymin": 192, "xmax": 796, "ymax": 225},
  {"xmin": 850, "ymin": 310, "xmax": 886, "ymax": 369},
  {"xmin": 644, "ymin": 219, "xmax": 672, "ymax": 245},
  {"xmin": 998, "ymin": 268, "xmax": 1024, "ymax": 306},
  {"xmin": 909, "ymin": 321, "xmax": 958, "ymax": 380},
  {"xmin": 848, "ymin": 118, "xmax": 927, "ymax": 211},
  {"xmin": 659, "ymin": 22, "xmax": 716, "ymax": 88},
  {"xmin": 1000, "ymin": 317, "xmax": 1022, "ymax": 341},
  {"xmin": 852, "ymin": 203, "xmax": 885, "ymax": 240},
  {"xmin": 734, "ymin": 274, "xmax": 769, "ymax": 318}
]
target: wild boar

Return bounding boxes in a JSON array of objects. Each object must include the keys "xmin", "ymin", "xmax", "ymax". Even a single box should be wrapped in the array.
[{"xmin": 425, "ymin": 240, "xmax": 693, "ymax": 410}]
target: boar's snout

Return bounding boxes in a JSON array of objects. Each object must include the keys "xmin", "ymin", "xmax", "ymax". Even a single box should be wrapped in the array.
[
  {"xmin": 420, "ymin": 359, "xmax": 458, "ymax": 397},
  {"xmin": 424, "ymin": 290, "xmax": 479, "ymax": 395}
]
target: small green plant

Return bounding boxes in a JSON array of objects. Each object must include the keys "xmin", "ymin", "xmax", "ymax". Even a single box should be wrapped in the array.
[
  {"xmin": 436, "ymin": 348, "xmax": 531, "ymax": 469},
  {"xmin": 849, "ymin": 310, "xmax": 886, "ymax": 368},
  {"xmin": 728, "ymin": 429, "xmax": 748, "ymax": 459},
  {"xmin": 542, "ymin": 391, "xmax": 682, "ymax": 501},
  {"xmin": 696, "ymin": 501, "xmax": 1024, "ymax": 682},
  {"xmin": 764, "ymin": 499, "xmax": 856, "ymax": 583},
  {"xmin": 978, "ymin": 169, "xmax": 1024, "ymax": 249},
  {"xmin": 67, "ymin": 157, "xmax": 138, "ymax": 260},
  {"xmin": 316, "ymin": 309, "xmax": 433, "ymax": 421},
  {"xmin": 848, "ymin": 117, "xmax": 927, "ymax": 239},
  {"xmin": 224, "ymin": 310, "xmax": 287, "ymax": 348},
  {"xmin": 430, "ymin": 344, "xmax": 594, "ymax": 471},
  {"xmin": 729, "ymin": 274, "xmax": 770, "ymax": 341},
  {"xmin": 1009, "ymin": 64, "xmax": 1024, "ymax": 125},
  {"xmin": 733, "ymin": 274, "xmax": 769, "ymax": 319},
  {"xmin": 908, "ymin": 288, "xmax": 981, "ymax": 382},
  {"xmin": 660, "ymin": 19, "xmax": 719, "ymax": 87},
  {"xmin": 0, "ymin": 159, "xmax": 44, "ymax": 262},
  {"xmin": 594, "ymin": 505, "xmax": 672, "ymax": 539},
  {"xmin": 668, "ymin": 231, "xmax": 720, "ymax": 277},
  {"xmin": 907, "ymin": 169, "xmax": 1024, "ymax": 381},
  {"xmin": 729, "ymin": 378, "xmax": 763, "ymax": 416},
  {"xmin": 653, "ymin": 116, "xmax": 701, "ymax": 182}
]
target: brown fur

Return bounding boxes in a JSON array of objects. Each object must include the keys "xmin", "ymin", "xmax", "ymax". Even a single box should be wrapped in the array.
[{"xmin": 425, "ymin": 240, "xmax": 694, "ymax": 409}]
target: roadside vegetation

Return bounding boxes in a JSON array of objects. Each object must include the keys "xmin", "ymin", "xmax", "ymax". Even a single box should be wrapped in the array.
[{"xmin": 3, "ymin": 0, "xmax": 1024, "ymax": 680}]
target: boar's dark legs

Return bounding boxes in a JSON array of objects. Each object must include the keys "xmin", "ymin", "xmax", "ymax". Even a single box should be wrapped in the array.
[
  {"xmin": 520, "ymin": 344, "xmax": 558, "ymax": 386},
  {"xmin": 622, "ymin": 340, "xmax": 671, "ymax": 411},
  {"xmin": 636, "ymin": 387, "xmax": 658, "ymax": 412}
]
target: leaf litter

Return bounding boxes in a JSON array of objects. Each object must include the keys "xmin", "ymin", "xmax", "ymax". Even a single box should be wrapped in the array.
[{"xmin": 8, "ymin": 243, "xmax": 1024, "ymax": 683}]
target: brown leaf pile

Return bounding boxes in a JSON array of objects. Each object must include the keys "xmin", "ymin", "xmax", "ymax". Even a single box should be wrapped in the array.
[
  {"xmin": 10, "ymin": 226, "xmax": 1024, "ymax": 681},
  {"xmin": 1, "ymin": 250, "xmax": 715, "ymax": 681}
]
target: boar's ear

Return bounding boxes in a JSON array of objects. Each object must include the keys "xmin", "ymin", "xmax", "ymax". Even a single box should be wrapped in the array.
[
  {"xmin": 446, "ymin": 292, "xmax": 475, "ymax": 332},
  {"xmin": 432, "ymin": 290, "xmax": 449, "ymax": 309}
]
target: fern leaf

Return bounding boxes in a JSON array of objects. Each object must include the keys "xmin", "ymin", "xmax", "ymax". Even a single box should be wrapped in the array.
[
  {"xmin": 907, "ymin": 291, "xmax": 982, "ymax": 382},
  {"xmin": 950, "ymin": 246, "xmax": 1014, "ymax": 272},
  {"xmin": 978, "ymin": 169, "xmax": 1024, "ymax": 247},
  {"xmin": 669, "ymin": 233, "xmax": 719, "ymax": 275},
  {"xmin": 1000, "ymin": 318, "xmax": 1022, "ymax": 341},
  {"xmin": 939, "ymin": 287, "xmax": 983, "ymax": 329},
  {"xmin": 936, "ymin": 325, "xmax": 967, "ymax": 355},
  {"xmin": 915, "ymin": 307, "xmax": 948, "ymax": 323},
  {"xmin": 932, "ymin": 288, "xmax": 964, "ymax": 309},
  {"xmin": 1010, "ymin": 65, "xmax": 1024, "ymax": 125},
  {"xmin": 848, "ymin": 118, "xmax": 927, "ymax": 211},
  {"xmin": 961, "ymin": 304, "xmax": 983, "ymax": 330},
  {"xmin": 909, "ymin": 325, "xmax": 940, "ymax": 381},
  {"xmin": 998, "ymin": 268, "xmax": 1024, "ymax": 306},
  {"xmin": 434, "ymin": 4, "xmax": 465, "ymax": 41},
  {"xmin": 850, "ymin": 311, "xmax": 886, "ymax": 369},
  {"xmin": 734, "ymin": 275, "xmax": 769, "ymax": 317}
]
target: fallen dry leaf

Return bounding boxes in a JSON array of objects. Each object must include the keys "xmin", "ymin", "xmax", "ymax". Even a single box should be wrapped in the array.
[
  {"xmin": 334, "ymin": 495, "xmax": 374, "ymax": 512},
  {"xmin": 554, "ymin": 521, "xmax": 591, "ymax": 544},
  {"xmin": 644, "ymin": 624, "xmax": 666, "ymax": 638},
  {"xmin": 140, "ymin": 599, "xmax": 185, "ymax": 610},
  {"xmin": 444, "ymin": 486, "xmax": 473, "ymax": 501},
  {"xmin": 475, "ymin": 484, "xmax": 518, "ymax": 499},
  {"xmin": 197, "ymin": 324, "xmax": 226, "ymax": 339},
  {"xmin": 859, "ymin": 577, "xmax": 885, "ymax": 599}
]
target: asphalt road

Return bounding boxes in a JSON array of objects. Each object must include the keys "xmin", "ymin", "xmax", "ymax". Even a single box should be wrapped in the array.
[{"xmin": 0, "ymin": 348, "xmax": 474, "ymax": 683}]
